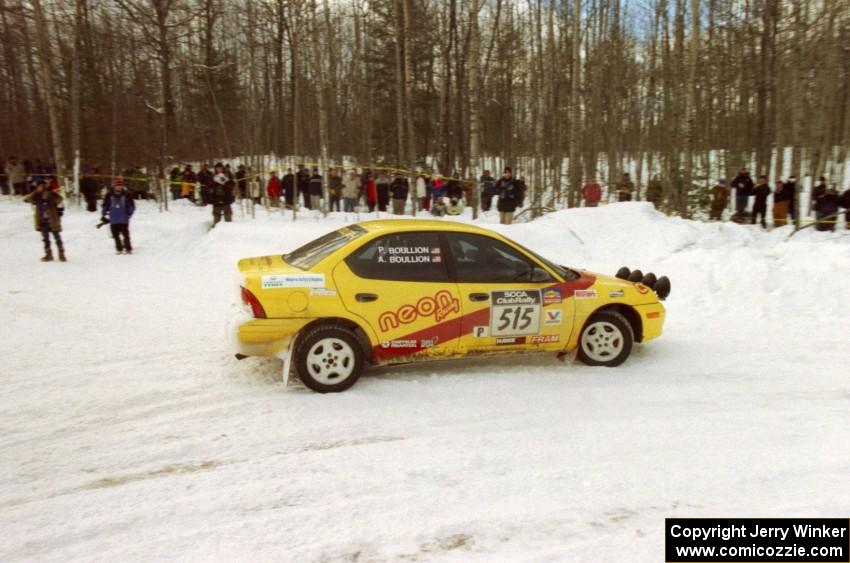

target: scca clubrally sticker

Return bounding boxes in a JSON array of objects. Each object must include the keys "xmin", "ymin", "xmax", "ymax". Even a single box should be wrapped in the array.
[{"xmin": 490, "ymin": 289, "xmax": 542, "ymax": 337}]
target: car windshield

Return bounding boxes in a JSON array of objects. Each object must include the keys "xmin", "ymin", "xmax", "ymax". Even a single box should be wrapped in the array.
[
  {"xmin": 511, "ymin": 241, "xmax": 581, "ymax": 281},
  {"xmin": 284, "ymin": 225, "xmax": 367, "ymax": 270}
]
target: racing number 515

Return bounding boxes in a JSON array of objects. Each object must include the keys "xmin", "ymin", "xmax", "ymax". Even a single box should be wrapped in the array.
[{"xmin": 497, "ymin": 306, "xmax": 535, "ymax": 332}]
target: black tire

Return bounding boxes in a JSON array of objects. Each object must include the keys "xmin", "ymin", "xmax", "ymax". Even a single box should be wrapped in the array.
[
  {"xmin": 577, "ymin": 310, "xmax": 634, "ymax": 367},
  {"xmin": 615, "ymin": 266, "xmax": 631, "ymax": 280},
  {"xmin": 294, "ymin": 324, "xmax": 364, "ymax": 393}
]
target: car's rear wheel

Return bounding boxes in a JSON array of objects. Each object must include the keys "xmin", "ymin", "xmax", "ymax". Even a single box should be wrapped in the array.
[
  {"xmin": 295, "ymin": 325, "xmax": 364, "ymax": 393},
  {"xmin": 577, "ymin": 310, "xmax": 633, "ymax": 367}
]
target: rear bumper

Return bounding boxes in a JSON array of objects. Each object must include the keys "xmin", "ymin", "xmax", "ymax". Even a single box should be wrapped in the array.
[
  {"xmin": 634, "ymin": 302, "xmax": 666, "ymax": 342},
  {"xmin": 228, "ymin": 315, "xmax": 311, "ymax": 358}
]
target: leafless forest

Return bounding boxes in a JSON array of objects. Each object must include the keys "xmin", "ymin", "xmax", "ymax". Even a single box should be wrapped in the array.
[{"xmin": 1, "ymin": 0, "xmax": 848, "ymax": 212}]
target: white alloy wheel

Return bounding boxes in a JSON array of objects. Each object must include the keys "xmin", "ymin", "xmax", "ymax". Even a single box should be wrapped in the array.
[
  {"xmin": 580, "ymin": 320, "xmax": 624, "ymax": 362},
  {"xmin": 305, "ymin": 337, "xmax": 356, "ymax": 385}
]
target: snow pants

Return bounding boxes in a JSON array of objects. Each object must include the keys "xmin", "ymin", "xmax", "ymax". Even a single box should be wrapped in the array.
[
  {"xmin": 751, "ymin": 205, "xmax": 767, "ymax": 228},
  {"xmin": 40, "ymin": 225, "xmax": 63, "ymax": 252},
  {"xmin": 392, "ymin": 199, "xmax": 405, "ymax": 215},
  {"xmin": 213, "ymin": 204, "xmax": 232, "ymax": 226},
  {"xmin": 110, "ymin": 223, "xmax": 132, "ymax": 252}
]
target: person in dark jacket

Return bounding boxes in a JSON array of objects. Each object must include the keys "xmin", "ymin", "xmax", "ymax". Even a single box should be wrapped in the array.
[
  {"xmin": 709, "ymin": 179, "xmax": 728, "ymax": 221},
  {"xmin": 389, "ymin": 174, "xmax": 409, "ymax": 215},
  {"xmin": 445, "ymin": 173, "xmax": 463, "ymax": 201},
  {"xmin": 479, "ymin": 170, "xmax": 496, "ymax": 211},
  {"xmin": 783, "ymin": 176, "xmax": 798, "ymax": 220},
  {"xmin": 197, "ymin": 163, "xmax": 214, "ymax": 204},
  {"xmin": 495, "ymin": 167, "xmax": 518, "ymax": 224},
  {"xmin": 102, "ymin": 178, "xmax": 136, "ymax": 254},
  {"xmin": 731, "ymin": 168, "xmax": 753, "ymax": 222},
  {"xmin": 376, "ymin": 172, "xmax": 390, "ymax": 212},
  {"xmin": 812, "ymin": 176, "xmax": 827, "ymax": 224},
  {"xmin": 814, "ymin": 182, "xmax": 839, "ymax": 232},
  {"xmin": 297, "ymin": 165, "xmax": 311, "ymax": 209},
  {"xmin": 169, "ymin": 167, "xmax": 181, "ymax": 200},
  {"xmin": 23, "ymin": 180, "xmax": 65, "ymax": 261},
  {"xmin": 772, "ymin": 180, "xmax": 790, "ymax": 226},
  {"xmin": 751, "ymin": 175, "xmax": 771, "ymax": 228},
  {"xmin": 235, "ymin": 165, "xmax": 248, "ymax": 199},
  {"xmin": 516, "ymin": 176, "xmax": 528, "ymax": 207},
  {"xmin": 308, "ymin": 167, "xmax": 323, "ymax": 211},
  {"xmin": 80, "ymin": 171, "xmax": 101, "ymax": 212},
  {"xmin": 616, "ymin": 173, "xmax": 634, "ymax": 202},
  {"xmin": 282, "ymin": 168, "xmax": 295, "ymax": 208},
  {"xmin": 210, "ymin": 164, "xmax": 235, "ymax": 226},
  {"xmin": 328, "ymin": 168, "xmax": 342, "ymax": 212},
  {"xmin": 646, "ymin": 174, "xmax": 663, "ymax": 209}
]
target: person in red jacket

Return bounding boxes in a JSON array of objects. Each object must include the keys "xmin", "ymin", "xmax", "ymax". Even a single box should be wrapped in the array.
[
  {"xmin": 365, "ymin": 172, "xmax": 378, "ymax": 212},
  {"xmin": 582, "ymin": 178, "xmax": 602, "ymax": 207},
  {"xmin": 266, "ymin": 172, "xmax": 281, "ymax": 207}
]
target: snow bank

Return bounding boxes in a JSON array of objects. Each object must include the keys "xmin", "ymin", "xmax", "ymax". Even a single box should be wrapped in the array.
[{"xmin": 0, "ymin": 199, "xmax": 847, "ymax": 562}]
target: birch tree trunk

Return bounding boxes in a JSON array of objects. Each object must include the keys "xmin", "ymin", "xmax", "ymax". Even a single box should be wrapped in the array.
[
  {"xmin": 30, "ymin": 0, "xmax": 66, "ymax": 179},
  {"xmin": 567, "ymin": 0, "xmax": 581, "ymax": 208}
]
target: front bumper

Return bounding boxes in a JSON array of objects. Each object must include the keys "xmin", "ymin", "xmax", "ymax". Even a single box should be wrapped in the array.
[{"xmin": 634, "ymin": 302, "xmax": 666, "ymax": 342}]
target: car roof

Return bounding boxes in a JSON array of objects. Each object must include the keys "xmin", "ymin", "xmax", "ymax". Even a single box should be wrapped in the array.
[{"xmin": 356, "ymin": 218, "xmax": 498, "ymax": 236}]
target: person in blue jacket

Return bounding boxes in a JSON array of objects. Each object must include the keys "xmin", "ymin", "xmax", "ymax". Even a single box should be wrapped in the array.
[{"xmin": 102, "ymin": 178, "xmax": 135, "ymax": 254}]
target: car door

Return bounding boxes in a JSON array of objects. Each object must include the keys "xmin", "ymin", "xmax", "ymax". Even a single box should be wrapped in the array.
[
  {"xmin": 445, "ymin": 232, "xmax": 573, "ymax": 353},
  {"xmin": 333, "ymin": 231, "xmax": 462, "ymax": 362}
]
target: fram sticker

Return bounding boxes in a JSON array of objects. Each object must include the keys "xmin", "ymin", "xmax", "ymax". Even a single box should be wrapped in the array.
[
  {"xmin": 574, "ymin": 289, "xmax": 597, "ymax": 300},
  {"xmin": 262, "ymin": 273, "xmax": 325, "ymax": 289},
  {"xmin": 530, "ymin": 334, "xmax": 559, "ymax": 344},
  {"xmin": 472, "ymin": 326, "xmax": 490, "ymax": 338},
  {"xmin": 608, "ymin": 290, "xmax": 625, "ymax": 298},
  {"xmin": 543, "ymin": 288, "xmax": 562, "ymax": 305},
  {"xmin": 544, "ymin": 310, "xmax": 562, "ymax": 325}
]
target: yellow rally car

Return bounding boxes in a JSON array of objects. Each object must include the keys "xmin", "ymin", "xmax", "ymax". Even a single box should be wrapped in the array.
[{"xmin": 232, "ymin": 220, "xmax": 670, "ymax": 392}]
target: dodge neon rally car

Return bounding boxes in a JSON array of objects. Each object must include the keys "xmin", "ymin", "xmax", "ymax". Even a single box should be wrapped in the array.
[{"xmin": 232, "ymin": 220, "xmax": 669, "ymax": 392}]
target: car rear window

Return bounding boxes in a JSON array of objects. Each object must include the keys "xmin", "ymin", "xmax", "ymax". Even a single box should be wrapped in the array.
[{"xmin": 284, "ymin": 225, "xmax": 367, "ymax": 270}]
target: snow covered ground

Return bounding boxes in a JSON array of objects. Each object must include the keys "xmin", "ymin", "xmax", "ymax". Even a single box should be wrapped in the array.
[{"xmin": 1, "ymin": 198, "xmax": 848, "ymax": 562}]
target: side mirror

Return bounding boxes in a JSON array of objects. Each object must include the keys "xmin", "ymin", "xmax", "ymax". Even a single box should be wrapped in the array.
[{"xmin": 531, "ymin": 267, "xmax": 551, "ymax": 283}]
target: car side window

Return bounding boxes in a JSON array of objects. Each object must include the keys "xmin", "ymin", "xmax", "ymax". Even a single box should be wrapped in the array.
[
  {"xmin": 345, "ymin": 232, "xmax": 448, "ymax": 282},
  {"xmin": 446, "ymin": 233, "xmax": 553, "ymax": 283}
]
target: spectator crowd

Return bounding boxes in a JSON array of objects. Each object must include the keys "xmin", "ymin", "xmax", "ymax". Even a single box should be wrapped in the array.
[{"xmin": 4, "ymin": 154, "xmax": 850, "ymax": 262}]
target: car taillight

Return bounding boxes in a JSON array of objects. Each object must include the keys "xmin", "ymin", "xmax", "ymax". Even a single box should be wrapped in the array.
[{"xmin": 241, "ymin": 286, "xmax": 267, "ymax": 319}]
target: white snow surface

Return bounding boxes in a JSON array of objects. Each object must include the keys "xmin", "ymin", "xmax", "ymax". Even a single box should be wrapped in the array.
[{"xmin": 1, "ymin": 200, "xmax": 848, "ymax": 562}]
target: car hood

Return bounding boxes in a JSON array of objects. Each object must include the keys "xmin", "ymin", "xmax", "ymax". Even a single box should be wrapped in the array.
[{"xmin": 579, "ymin": 269, "xmax": 661, "ymax": 304}]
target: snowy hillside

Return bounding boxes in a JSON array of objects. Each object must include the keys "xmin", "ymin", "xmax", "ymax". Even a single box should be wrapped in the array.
[{"xmin": 1, "ymin": 200, "xmax": 848, "ymax": 562}]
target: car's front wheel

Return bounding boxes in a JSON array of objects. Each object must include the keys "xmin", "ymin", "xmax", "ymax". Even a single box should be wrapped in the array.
[
  {"xmin": 577, "ymin": 310, "xmax": 634, "ymax": 367},
  {"xmin": 295, "ymin": 325, "xmax": 364, "ymax": 393}
]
